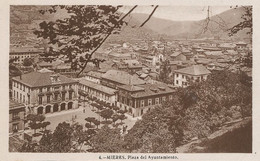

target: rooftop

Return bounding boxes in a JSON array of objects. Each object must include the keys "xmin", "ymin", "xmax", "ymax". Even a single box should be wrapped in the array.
[
  {"xmin": 79, "ymin": 79, "xmax": 117, "ymax": 95},
  {"xmin": 102, "ymin": 70, "xmax": 146, "ymax": 85},
  {"xmin": 130, "ymin": 83, "xmax": 175, "ymax": 98},
  {"xmin": 12, "ymin": 71, "xmax": 78, "ymax": 87},
  {"xmin": 175, "ymin": 64, "xmax": 211, "ymax": 76},
  {"xmin": 86, "ymin": 71, "xmax": 103, "ymax": 79}
]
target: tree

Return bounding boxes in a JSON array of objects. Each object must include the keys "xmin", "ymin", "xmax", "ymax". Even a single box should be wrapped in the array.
[
  {"xmin": 118, "ymin": 114, "xmax": 127, "ymax": 123},
  {"xmin": 34, "ymin": 5, "xmax": 136, "ymax": 77},
  {"xmin": 51, "ymin": 122, "xmax": 74, "ymax": 152},
  {"xmin": 158, "ymin": 60, "xmax": 173, "ymax": 84},
  {"xmin": 229, "ymin": 6, "xmax": 252, "ymax": 36},
  {"xmin": 100, "ymin": 109, "xmax": 114, "ymax": 121},
  {"xmin": 89, "ymin": 125, "xmax": 125, "ymax": 152},
  {"xmin": 85, "ymin": 117, "xmax": 96, "ymax": 125},
  {"xmin": 92, "ymin": 119, "xmax": 101, "ymax": 129},
  {"xmin": 23, "ymin": 58, "xmax": 34, "ymax": 66},
  {"xmin": 33, "ymin": 5, "xmax": 159, "ymax": 77}
]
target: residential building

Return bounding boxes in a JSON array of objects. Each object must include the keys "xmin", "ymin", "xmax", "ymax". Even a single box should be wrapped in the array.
[
  {"xmin": 78, "ymin": 79, "xmax": 117, "ymax": 106},
  {"xmin": 101, "ymin": 70, "xmax": 146, "ymax": 89},
  {"xmin": 236, "ymin": 41, "xmax": 247, "ymax": 51},
  {"xmin": 84, "ymin": 70, "xmax": 103, "ymax": 84},
  {"xmin": 170, "ymin": 52, "xmax": 187, "ymax": 61},
  {"xmin": 10, "ymin": 47, "xmax": 43, "ymax": 64},
  {"xmin": 12, "ymin": 69, "xmax": 78, "ymax": 115},
  {"xmin": 9, "ymin": 100, "xmax": 25, "ymax": 133},
  {"xmin": 174, "ymin": 65, "xmax": 211, "ymax": 87},
  {"xmin": 117, "ymin": 83, "xmax": 175, "ymax": 117}
]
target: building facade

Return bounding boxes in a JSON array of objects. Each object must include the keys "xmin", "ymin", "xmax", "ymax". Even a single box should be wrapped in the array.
[
  {"xmin": 10, "ymin": 48, "xmax": 43, "ymax": 64},
  {"xmin": 12, "ymin": 69, "xmax": 78, "ymax": 115},
  {"xmin": 9, "ymin": 100, "xmax": 25, "ymax": 133},
  {"xmin": 78, "ymin": 79, "xmax": 117, "ymax": 106},
  {"xmin": 117, "ymin": 83, "xmax": 175, "ymax": 117},
  {"xmin": 174, "ymin": 65, "xmax": 211, "ymax": 87}
]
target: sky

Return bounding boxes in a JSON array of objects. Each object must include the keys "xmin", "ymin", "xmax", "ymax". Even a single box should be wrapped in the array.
[{"xmin": 120, "ymin": 6, "xmax": 232, "ymax": 21}]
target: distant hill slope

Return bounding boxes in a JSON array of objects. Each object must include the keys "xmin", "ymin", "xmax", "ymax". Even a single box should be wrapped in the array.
[
  {"xmin": 10, "ymin": 6, "xmax": 251, "ymax": 48},
  {"xmin": 130, "ymin": 7, "xmax": 251, "ymax": 39}
]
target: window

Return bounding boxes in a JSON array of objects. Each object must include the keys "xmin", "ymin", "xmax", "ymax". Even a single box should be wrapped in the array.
[
  {"xmin": 155, "ymin": 98, "xmax": 159, "ymax": 104},
  {"xmin": 23, "ymin": 95, "xmax": 25, "ymax": 103},
  {"xmin": 47, "ymin": 95, "xmax": 50, "ymax": 103},
  {"xmin": 69, "ymin": 92, "xmax": 72, "ymax": 99},
  {"xmin": 54, "ymin": 94, "xmax": 58, "ymax": 100},
  {"xmin": 39, "ymin": 96, "xmax": 42, "ymax": 104},
  {"xmin": 141, "ymin": 100, "xmax": 145, "ymax": 107},
  {"xmin": 47, "ymin": 87, "xmax": 50, "ymax": 92},
  {"xmin": 148, "ymin": 99, "xmax": 152, "ymax": 106},
  {"xmin": 20, "ymin": 84, "xmax": 22, "ymax": 90},
  {"xmin": 162, "ymin": 96, "xmax": 166, "ymax": 102},
  {"xmin": 39, "ymin": 88, "xmax": 42, "ymax": 92},
  {"xmin": 176, "ymin": 74, "xmax": 179, "ymax": 77},
  {"xmin": 62, "ymin": 93, "xmax": 65, "ymax": 101},
  {"xmin": 169, "ymin": 95, "xmax": 173, "ymax": 100},
  {"xmin": 176, "ymin": 80, "xmax": 179, "ymax": 85},
  {"xmin": 13, "ymin": 90, "xmax": 15, "ymax": 97},
  {"xmin": 23, "ymin": 85, "xmax": 25, "ymax": 92},
  {"xmin": 12, "ymin": 112, "xmax": 19, "ymax": 120},
  {"xmin": 62, "ymin": 86, "xmax": 66, "ymax": 90},
  {"xmin": 182, "ymin": 75, "xmax": 185, "ymax": 79},
  {"xmin": 28, "ymin": 95, "xmax": 30, "ymax": 104},
  {"xmin": 20, "ymin": 94, "xmax": 22, "ymax": 102}
]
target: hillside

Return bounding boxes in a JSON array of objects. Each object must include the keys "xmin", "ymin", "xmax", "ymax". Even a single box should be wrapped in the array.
[
  {"xmin": 131, "ymin": 7, "xmax": 251, "ymax": 39},
  {"xmin": 10, "ymin": 6, "xmax": 251, "ymax": 48}
]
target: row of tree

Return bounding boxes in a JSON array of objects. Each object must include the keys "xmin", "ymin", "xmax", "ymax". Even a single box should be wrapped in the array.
[{"xmin": 19, "ymin": 70, "xmax": 251, "ymax": 153}]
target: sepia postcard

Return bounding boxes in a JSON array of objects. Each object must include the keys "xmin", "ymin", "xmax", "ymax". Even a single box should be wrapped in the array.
[{"xmin": 0, "ymin": 0, "xmax": 259, "ymax": 161}]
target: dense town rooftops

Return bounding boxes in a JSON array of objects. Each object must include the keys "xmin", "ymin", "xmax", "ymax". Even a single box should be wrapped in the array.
[
  {"xmin": 174, "ymin": 65, "xmax": 211, "ymax": 76},
  {"xmin": 130, "ymin": 83, "xmax": 175, "ymax": 98},
  {"xmin": 12, "ymin": 70, "xmax": 78, "ymax": 87},
  {"xmin": 102, "ymin": 70, "xmax": 146, "ymax": 85},
  {"xmin": 79, "ymin": 79, "xmax": 117, "ymax": 95}
]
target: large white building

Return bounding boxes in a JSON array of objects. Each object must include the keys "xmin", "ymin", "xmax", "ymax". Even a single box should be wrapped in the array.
[
  {"xmin": 174, "ymin": 65, "xmax": 211, "ymax": 87},
  {"xmin": 12, "ymin": 69, "xmax": 79, "ymax": 115},
  {"xmin": 10, "ymin": 47, "xmax": 43, "ymax": 64}
]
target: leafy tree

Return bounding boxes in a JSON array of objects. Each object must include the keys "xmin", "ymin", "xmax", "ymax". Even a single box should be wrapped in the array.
[
  {"xmin": 229, "ymin": 6, "xmax": 252, "ymax": 36},
  {"xmin": 100, "ymin": 109, "xmax": 114, "ymax": 121},
  {"xmin": 158, "ymin": 60, "xmax": 173, "ymax": 84},
  {"xmin": 52, "ymin": 122, "xmax": 75, "ymax": 152},
  {"xmin": 34, "ymin": 5, "xmax": 138, "ymax": 77},
  {"xmin": 118, "ymin": 114, "xmax": 127, "ymax": 123},
  {"xmin": 85, "ymin": 122, "xmax": 92, "ymax": 129},
  {"xmin": 85, "ymin": 117, "xmax": 96, "ymax": 125},
  {"xmin": 89, "ymin": 125, "xmax": 125, "ymax": 152},
  {"xmin": 23, "ymin": 58, "xmax": 34, "ymax": 66},
  {"xmin": 92, "ymin": 119, "xmax": 101, "ymax": 129}
]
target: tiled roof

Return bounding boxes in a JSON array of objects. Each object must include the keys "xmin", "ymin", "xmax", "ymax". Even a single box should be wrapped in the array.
[
  {"xmin": 12, "ymin": 71, "xmax": 78, "ymax": 87},
  {"xmin": 130, "ymin": 83, "xmax": 175, "ymax": 98},
  {"xmin": 118, "ymin": 84, "xmax": 144, "ymax": 92},
  {"xmin": 79, "ymin": 79, "xmax": 117, "ymax": 95},
  {"xmin": 174, "ymin": 65, "xmax": 211, "ymax": 76},
  {"xmin": 102, "ymin": 70, "xmax": 146, "ymax": 85},
  {"xmin": 86, "ymin": 71, "xmax": 103, "ymax": 79}
]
